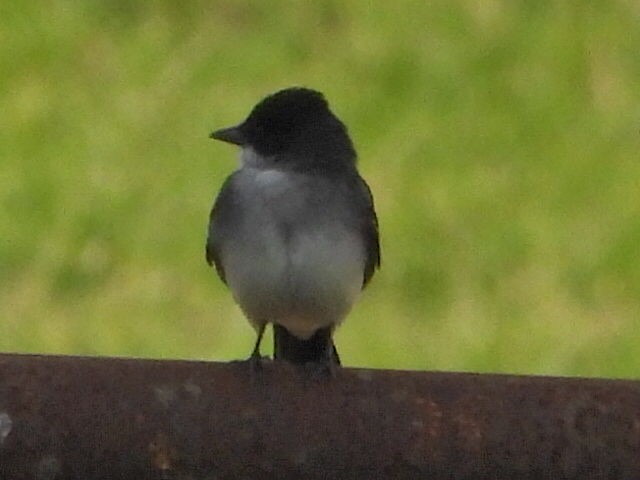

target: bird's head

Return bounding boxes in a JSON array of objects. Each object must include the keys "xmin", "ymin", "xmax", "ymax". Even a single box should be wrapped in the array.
[{"xmin": 210, "ymin": 88, "xmax": 353, "ymax": 162}]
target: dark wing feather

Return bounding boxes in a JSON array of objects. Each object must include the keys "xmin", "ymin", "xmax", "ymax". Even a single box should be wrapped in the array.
[
  {"xmin": 206, "ymin": 173, "xmax": 240, "ymax": 284},
  {"xmin": 353, "ymin": 174, "xmax": 380, "ymax": 288}
]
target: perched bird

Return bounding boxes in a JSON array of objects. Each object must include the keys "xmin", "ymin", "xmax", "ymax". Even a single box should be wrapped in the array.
[{"xmin": 206, "ymin": 87, "xmax": 380, "ymax": 370}]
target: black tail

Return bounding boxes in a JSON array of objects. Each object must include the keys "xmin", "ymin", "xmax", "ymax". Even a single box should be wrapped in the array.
[{"xmin": 273, "ymin": 325, "xmax": 340, "ymax": 365}]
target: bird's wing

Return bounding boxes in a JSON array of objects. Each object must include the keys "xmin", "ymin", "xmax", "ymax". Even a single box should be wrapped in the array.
[
  {"xmin": 353, "ymin": 174, "xmax": 381, "ymax": 288},
  {"xmin": 206, "ymin": 173, "xmax": 241, "ymax": 284}
]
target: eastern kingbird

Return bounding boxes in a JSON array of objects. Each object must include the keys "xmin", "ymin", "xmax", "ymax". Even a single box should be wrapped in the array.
[{"xmin": 206, "ymin": 87, "xmax": 380, "ymax": 370}]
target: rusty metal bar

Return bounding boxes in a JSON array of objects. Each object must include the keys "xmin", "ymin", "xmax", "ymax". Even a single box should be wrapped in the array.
[{"xmin": 0, "ymin": 354, "xmax": 638, "ymax": 479}]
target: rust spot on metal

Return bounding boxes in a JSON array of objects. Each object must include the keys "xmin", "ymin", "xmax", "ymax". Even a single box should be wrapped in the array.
[
  {"xmin": 390, "ymin": 388, "xmax": 409, "ymax": 403},
  {"xmin": 454, "ymin": 412, "xmax": 483, "ymax": 449},
  {"xmin": 34, "ymin": 455, "xmax": 61, "ymax": 480},
  {"xmin": 415, "ymin": 398, "xmax": 443, "ymax": 439},
  {"xmin": 183, "ymin": 380, "xmax": 202, "ymax": 398},
  {"xmin": 148, "ymin": 432, "xmax": 175, "ymax": 472},
  {"xmin": 153, "ymin": 385, "xmax": 176, "ymax": 408}
]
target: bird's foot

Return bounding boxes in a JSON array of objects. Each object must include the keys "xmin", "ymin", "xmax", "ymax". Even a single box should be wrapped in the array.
[
  {"xmin": 246, "ymin": 353, "xmax": 268, "ymax": 374},
  {"xmin": 246, "ymin": 324, "xmax": 267, "ymax": 380},
  {"xmin": 247, "ymin": 354, "xmax": 274, "ymax": 385}
]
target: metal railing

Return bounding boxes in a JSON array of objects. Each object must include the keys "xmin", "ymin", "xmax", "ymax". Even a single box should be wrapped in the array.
[{"xmin": 0, "ymin": 353, "xmax": 638, "ymax": 479}]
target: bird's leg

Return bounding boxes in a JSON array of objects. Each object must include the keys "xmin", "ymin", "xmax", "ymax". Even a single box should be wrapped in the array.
[
  {"xmin": 304, "ymin": 328, "xmax": 339, "ymax": 378},
  {"xmin": 320, "ymin": 332, "xmax": 339, "ymax": 377},
  {"xmin": 247, "ymin": 323, "xmax": 266, "ymax": 373}
]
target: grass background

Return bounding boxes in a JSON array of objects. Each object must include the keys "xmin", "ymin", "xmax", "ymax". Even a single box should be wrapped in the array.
[{"xmin": 1, "ymin": 1, "xmax": 639, "ymax": 377}]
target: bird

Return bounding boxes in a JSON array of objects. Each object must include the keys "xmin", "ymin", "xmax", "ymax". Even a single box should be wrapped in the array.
[{"xmin": 206, "ymin": 87, "xmax": 380, "ymax": 371}]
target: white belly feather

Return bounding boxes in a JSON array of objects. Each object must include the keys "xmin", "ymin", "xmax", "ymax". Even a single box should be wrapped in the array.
[{"xmin": 221, "ymin": 168, "xmax": 365, "ymax": 339}]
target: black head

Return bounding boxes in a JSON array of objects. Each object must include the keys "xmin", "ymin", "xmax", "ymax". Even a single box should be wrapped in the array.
[{"xmin": 210, "ymin": 88, "xmax": 355, "ymax": 162}]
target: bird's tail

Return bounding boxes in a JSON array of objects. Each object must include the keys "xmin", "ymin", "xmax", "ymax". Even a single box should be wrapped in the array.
[{"xmin": 273, "ymin": 324, "xmax": 340, "ymax": 365}]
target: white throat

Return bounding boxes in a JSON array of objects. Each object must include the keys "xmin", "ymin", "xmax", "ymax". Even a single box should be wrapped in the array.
[{"xmin": 240, "ymin": 146, "xmax": 272, "ymax": 169}]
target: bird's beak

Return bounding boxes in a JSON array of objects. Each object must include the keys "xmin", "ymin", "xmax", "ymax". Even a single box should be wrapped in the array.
[{"xmin": 209, "ymin": 125, "xmax": 246, "ymax": 146}]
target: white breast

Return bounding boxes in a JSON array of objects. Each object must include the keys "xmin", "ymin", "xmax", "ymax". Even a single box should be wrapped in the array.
[{"xmin": 221, "ymin": 167, "xmax": 365, "ymax": 339}]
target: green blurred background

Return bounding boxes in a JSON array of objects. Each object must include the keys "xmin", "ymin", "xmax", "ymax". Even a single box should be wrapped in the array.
[{"xmin": 1, "ymin": 1, "xmax": 639, "ymax": 377}]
